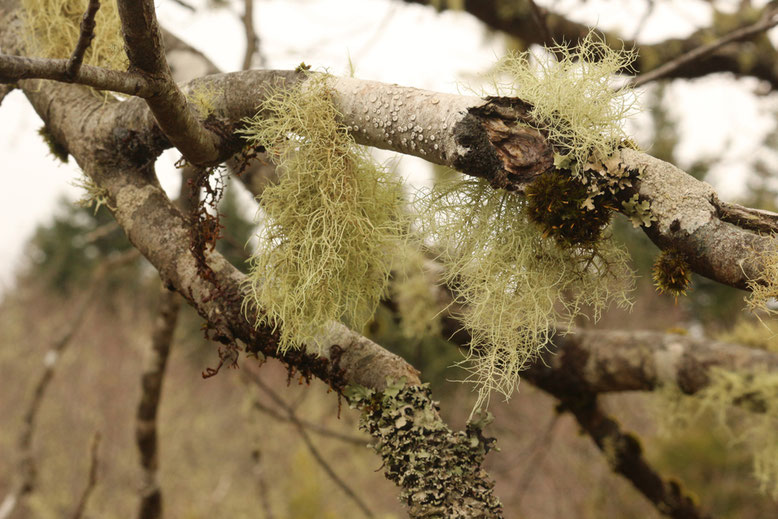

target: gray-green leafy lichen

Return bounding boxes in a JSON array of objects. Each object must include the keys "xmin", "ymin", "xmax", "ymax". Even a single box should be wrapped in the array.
[{"xmin": 345, "ymin": 378, "xmax": 503, "ymax": 518}]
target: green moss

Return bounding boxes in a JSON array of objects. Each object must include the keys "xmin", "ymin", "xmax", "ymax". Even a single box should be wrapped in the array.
[
  {"xmin": 652, "ymin": 249, "xmax": 691, "ymax": 299},
  {"xmin": 418, "ymin": 175, "xmax": 632, "ymax": 409},
  {"xmin": 525, "ymin": 169, "xmax": 613, "ymax": 247},
  {"xmin": 22, "ymin": 0, "xmax": 127, "ymax": 71},
  {"xmin": 238, "ymin": 75, "xmax": 408, "ymax": 352},
  {"xmin": 38, "ymin": 125, "xmax": 68, "ymax": 163},
  {"xmin": 492, "ymin": 31, "xmax": 637, "ymax": 174},
  {"xmin": 746, "ymin": 247, "xmax": 778, "ymax": 317}
]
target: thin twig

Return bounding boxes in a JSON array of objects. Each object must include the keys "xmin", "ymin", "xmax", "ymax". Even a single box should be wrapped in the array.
[
  {"xmin": 167, "ymin": 0, "xmax": 195, "ymax": 11},
  {"xmin": 629, "ymin": 7, "xmax": 778, "ymax": 88},
  {"xmin": 631, "ymin": 0, "xmax": 656, "ymax": 41},
  {"xmin": 249, "ymin": 395, "xmax": 367, "ymax": 446},
  {"xmin": 514, "ymin": 413, "xmax": 560, "ymax": 508},
  {"xmin": 0, "ymin": 54, "xmax": 156, "ymax": 96},
  {"xmin": 66, "ymin": 0, "xmax": 101, "ymax": 78},
  {"xmin": 250, "ymin": 448, "xmax": 275, "ymax": 519},
  {"xmin": 244, "ymin": 371, "xmax": 375, "ymax": 518},
  {"xmin": 241, "ymin": 0, "xmax": 259, "ymax": 70},
  {"xmin": 136, "ymin": 285, "xmax": 181, "ymax": 519},
  {"xmin": 70, "ymin": 432, "xmax": 101, "ymax": 519},
  {"xmin": 0, "ymin": 250, "xmax": 138, "ymax": 519}
]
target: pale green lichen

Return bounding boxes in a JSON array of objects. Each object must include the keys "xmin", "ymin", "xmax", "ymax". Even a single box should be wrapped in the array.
[
  {"xmin": 658, "ymin": 370, "xmax": 778, "ymax": 499},
  {"xmin": 238, "ymin": 75, "xmax": 408, "ymax": 352},
  {"xmin": 746, "ymin": 246, "xmax": 778, "ymax": 317},
  {"xmin": 72, "ymin": 174, "xmax": 113, "ymax": 214},
  {"xmin": 186, "ymin": 83, "xmax": 220, "ymax": 119},
  {"xmin": 492, "ymin": 31, "xmax": 637, "ymax": 173},
  {"xmin": 418, "ymin": 175, "xmax": 633, "ymax": 410},
  {"xmin": 22, "ymin": 0, "xmax": 127, "ymax": 71},
  {"xmin": 390, "ymin": 245, "xmax": 444, "ymax": 340}
]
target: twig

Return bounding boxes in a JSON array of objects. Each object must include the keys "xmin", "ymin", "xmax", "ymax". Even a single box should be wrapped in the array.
[
  {"xmin": 0, "ymin": 54, "xmax": 156, "ymax": 96},
  {"xmin": 558, "ymin": 394, "xmax": 711, "ymax": 519},
  {"xmin": 70, "ymin": 432, "xmax": 101, "ymax": 519},
  {"xmin": 136, "ymin": 285, "xmax": 181, "ymax": 519},
  {"xmin": 514, "ymin": 413, "xmax": 560, "ymax": 508},
  {"xmin": 240, "ymin": 0, "xmax": 260, "ymax": 70},
  {"xmin": 249, "ymin": 395, "xmax": 367, "ymax": 446},
  {"xmin": 244, "ymin": 371, "xmax": 375, "ymax": 518},
  {"xmin": 250, "ymin": 448, "xmax": 275, "ymax": 519},
  {"xmin": 0, "ymin": 250, "xmax": 138, "ymax": 519},
  {"xmin": 631, "ymin": 0, "xmax": 656, "ymax": 41},
  {"xmin": 66, "ymin": 0, "xmax": 101, "ymax": 78},
  {"xmin": 629, "ymin": 7, "xmax": 778, "ymax": 88},
  {"xmin": 167, "ymin": 0, "xmax": 195, "ymax": 11}
]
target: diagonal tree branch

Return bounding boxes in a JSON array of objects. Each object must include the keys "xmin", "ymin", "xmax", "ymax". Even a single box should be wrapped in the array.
[
  {"xmin": 403, "ymin": 0, "xmax": 778, "ymax": 90},
  {"xmin": 629, "ymin": 6, "xmax": 778, "ymax": 88},
  {"xmin": 244, "ymin": 370, "xmax": 375, "ymax": 518},
  {"xmin": 70, "ymin": 432, "xmax": 102, "ymax": 519},
  {"xmin": 115, "ymin": 0, "xmax": 225, "ymax": 164},
  {"xmin": 555, "ymin": 393, "xmax": 710, "ymax": 519}
]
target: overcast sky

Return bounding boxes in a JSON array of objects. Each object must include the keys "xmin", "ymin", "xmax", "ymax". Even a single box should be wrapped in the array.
[{"xmin": 1, "ymin": 0, "xmax": 777, "ymax": 292}]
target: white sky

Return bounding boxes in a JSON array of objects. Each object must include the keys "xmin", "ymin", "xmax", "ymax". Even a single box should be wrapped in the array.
[{"xmin": 1, "ymin": 0, "xmax": 777, "ymax": 292}]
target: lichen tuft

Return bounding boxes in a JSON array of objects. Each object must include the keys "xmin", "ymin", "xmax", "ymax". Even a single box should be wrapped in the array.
[
  {"xmin": 417, "ymin": 175, "xmax": 633, "ymax": 410},
  {"xmin": 22, "ymin": 0, "xmax": 127, "ymax": 72},
  {"xmin": 238, "ymin": 75, "xmax": 408, "ymax": 352},
  {"xmin": 492, "ymin": 31, "xmax": 637, "ymax": 172}
]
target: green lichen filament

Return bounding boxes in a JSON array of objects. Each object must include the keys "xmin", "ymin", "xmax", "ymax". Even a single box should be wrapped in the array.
[{"xmin": 238, "ymin": 75, "xmax": 408, "ymax": 352}]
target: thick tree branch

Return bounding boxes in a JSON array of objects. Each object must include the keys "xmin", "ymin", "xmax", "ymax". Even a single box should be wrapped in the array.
[
  {"xmin": 115, "ymin": 0, "xmax": 224, "ymax": 164},
  {"xmin": 629, "ymin": 6, "xmax": 778, "ymax": 88},
  {"xmin": 404, "ymin": 0, "xmax": 778, "ymax": 90}
]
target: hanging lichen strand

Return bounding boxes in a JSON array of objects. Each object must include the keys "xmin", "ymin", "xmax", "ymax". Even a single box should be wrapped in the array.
[
  {"xmin": 419, "ymin": 178, "xmax": 632, "ymax": 409},
  {"xmin": 239, "ymin": 75, "xmax": 407, "ymax": 352},
  {"xmin": 419, "ymin": 33, "xmax": 638, "ymax": 410}
]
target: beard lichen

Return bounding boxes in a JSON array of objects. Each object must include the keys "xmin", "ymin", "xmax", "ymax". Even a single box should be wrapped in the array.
[
  {"xmin": 492, "ymin": 31, "xmax": 637, "ymax": 175},
  {"xmin": 418, "ymin": 176, "xmax": 633, "ymax": 410},
  {"xmin": 238, "ymin": 75, "xmax": 408, "ymax": 352},
  {"xmin": 22, "ymin": 0, "xmax": 128, "ymax": 71},
  {"xmin": 658, "ymin": 370, "xmax": 778, "ymax": 499}
]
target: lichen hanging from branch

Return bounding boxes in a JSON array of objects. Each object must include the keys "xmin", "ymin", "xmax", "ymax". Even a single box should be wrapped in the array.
[{"xmin": 239, "ymin": 75, "xmax": 409, "ymax": 352}]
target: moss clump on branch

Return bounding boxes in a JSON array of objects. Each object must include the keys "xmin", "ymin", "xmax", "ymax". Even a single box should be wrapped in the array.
[
  {"xmin": 238, "ymin": 75, "xmax": 407, "ymax": 352},
  {"xmin": 652, "ymin": 249, "xmax": 692, "ymax": 299},
  {"xmin": 493, "ymin": 31, "xmax": 637, "ymax": 172},
  {"xmin": 22, "ymin": 0, "xmax": 127, "ymax": 71},
  {"xmin": 418, "ymin": 176, "xmax": 632, "ymax": 409}
]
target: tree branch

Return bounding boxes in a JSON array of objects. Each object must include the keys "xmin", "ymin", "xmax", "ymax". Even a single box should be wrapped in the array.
[
  {"xmin": 404, "ymin": 0, "xmax": 778, "ymax": 90},
  {"xmin": 70, "ymin": 432, "xmax": 101, "ymax": 519},
  {"xmin": 136, "ymin": 286, "xmax": 181, "ymax": 519},
  {"xmin": 115, "ymin": 0, "xmax": 224, "ymax": 164},
  {"xmin": 628, "ymin": 6, "xmax": 778, "ymax": 88},
  {"xmin": 65, "ymin": 0, "xmax": 101, "ymax": 78},
  {"xmin": 556, "ymin": 394, "xmax": 710, "ymax": 519},
  {"xmin": 0, "ymin": 54, "xmax": 157, "ymax": 95},
  {"xmin": 245, "ymin": 370, "xmax": 375, "ymax": 518}
]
